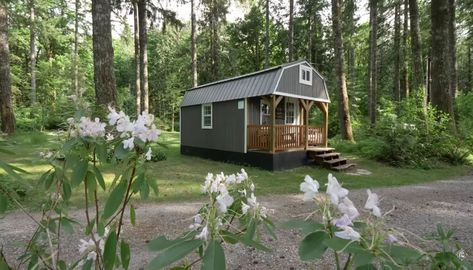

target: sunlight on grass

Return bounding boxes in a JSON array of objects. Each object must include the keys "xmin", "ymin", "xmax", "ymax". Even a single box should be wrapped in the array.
[{"xmin": 1, "ymin": 131, "xmax": 472, "ymax": 209}]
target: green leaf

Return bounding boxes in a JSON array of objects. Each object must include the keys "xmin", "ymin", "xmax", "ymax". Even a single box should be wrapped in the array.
[
  {"xmin": 140, "ymin": 180, "xmax": 150, "ymax": 200},
  {"xmin": 44, "ymin": 171, "xmax": 56, "ymax": 189},
  {"xmin": 115, "ymin": 143, "xmax": 130, "ymax": 160},
  {"xmin": 385, "ymin": 245, "xmax": 422, "ymax": 265},
  {"xmin": 60, "ymin": 217, "xmax": 75, "ymax": 234},
  {"xmin": 201, "ymin": 240, "xmax": 226, "ymax": 270},
  {"xmin": 239, "ymin": 236, "xmax": 271, "ymax": 252},
  {"xmin": 0, "ymin": 194, "xmax": 8, "ymax": 214},
  {"xmin": 323, "ymin": 237, "xmax": 355, "ymax": 252},
  {"xmin": 0, "ymin": 162, "xmax": 28, "ymax": 181},
  {"xmin": 148, "ymin": 178, "xmax": 159, "ymax": 196},
  {"xmin": 71, "ymin": 159, "xmax": 88, "ymax": 187},
  {"xmin": 298, "ymin": 231, "xmax": 329, "ymax": 261},
  {"xmin": 132, "ymin": 172, "xmax": 145, "ymax": 193},
  {"xmin": 146, "ymin": 234, "xmax": 196, "ymax": 251},
  {"xmin": 221, "ymin": 231, "xmax": 239, "ymax": 244},
  {"xmin": 352, "ymin": 250, "xmax": 375, "ymax": 267},
  {"xmin": 57, "ymin": 260, "xmax": 67, "ymax": 270},
  {"xmin": 244, "ymin": 219, "xmax": 256, "ymax": 241},
  {"xmin": 102, "ymin": 181, "xmax": 127, "ymax": 220},
  {"xmin": 62, "ymin": 180, "xmax": 72, "ymax": 201},
  {"xmin": 86, "ymin": 171, "xmax": 97, "ymax": 194},
  {"xmin": 95, "ymin": 143, "xmax": 108, "ymax": 163},
  {"xmin": 263, "ymin": 219, "xmax": 277, "ymax": 240},
  {"xmin": 81, "ymin": 259, "xmax": 93, "ymax": 270},
  {"xmin": 103, "ymin": 230, "xmax": 118, "ymax": 270},
  {"xmin": 130, "ymin": 205, "xmax": 136, "ymax": 226},
  {"xmin": 281, "ymin": 219, "xmax": 324, "ymax": 236},
  {"xmin": 93, "ymin": 166, "xmax": 106, "ymax": 191},
  {"xmin": 145, "ymin": 239, "xmax": 203, "ymax": 270},
  {"xmin": 121, "ymin": 240, "xmax": 131, "ymax": 270}
]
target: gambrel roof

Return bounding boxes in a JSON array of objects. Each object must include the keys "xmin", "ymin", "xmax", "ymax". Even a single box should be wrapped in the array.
[{"xmin": 181, "ymin": 60, "xmax": 330, "ymax": 107}]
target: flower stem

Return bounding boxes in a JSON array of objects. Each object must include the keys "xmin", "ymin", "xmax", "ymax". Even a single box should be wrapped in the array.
[{"xmin": 116, "ymin": 162, "xmax": 137, "ymax": 241}]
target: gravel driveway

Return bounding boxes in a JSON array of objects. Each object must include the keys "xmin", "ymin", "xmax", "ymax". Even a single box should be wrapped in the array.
[{"xmin": 1, "ymin": 175, "xmax": 472, "ymax": 269}]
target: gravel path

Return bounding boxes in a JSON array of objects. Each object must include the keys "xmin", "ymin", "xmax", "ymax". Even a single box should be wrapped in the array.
[{"xmin": 1, "ymin": 175, "xmax": 472, "ymax": 269}]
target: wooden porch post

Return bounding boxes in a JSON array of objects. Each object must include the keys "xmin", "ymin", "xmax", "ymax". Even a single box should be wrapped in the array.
[
  {"xmin": 315, "ymin": 102, "xmax": 329, "ymax": 147},
  {"xmin": 301, "ymin": 100, "xmax": 314, "ymax": 150}
]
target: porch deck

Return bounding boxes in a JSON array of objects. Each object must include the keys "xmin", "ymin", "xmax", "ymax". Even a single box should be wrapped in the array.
[{"xmin": 247, "ymin": 124, "xmax": 325, "ymax": 151}]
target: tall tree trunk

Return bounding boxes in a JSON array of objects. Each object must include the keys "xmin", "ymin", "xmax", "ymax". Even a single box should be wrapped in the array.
[
  {"xmin": 288, "ymin": 0, "xmax": 294, "ymax": 62},
  {"xmin": 210, "ymin": 0, "xmax": 219, "ymax": 80},
  {"xmin": 409, "ymin": 0, "xmax": 423, "ymax": 94},
  {"xmin": 332, "ymin": 0, "xmax": 354, "ymax": 141},
  {"xmin": 133, "ymin": 0, "xmax": 140, "ymax": 114},
  {"xmin": 368, "ymin": 0, "xmax": 378, "ymax": 125},
  {"xmin": 393, "ymin": 1, "xmax": 401, "ymax": 103},
  {"xmin": 468, "ymin": 45, "xmax": 472, "ymax": 92},
  {"xmin": 264, "ymin": 0, "xmax": 269, "ymax": 68},
  {"xmin": 73, "ymin": 0, "xmax": 80, "ymax": 99},
  {"xmin": 0, "ymin": 2, "xmax": 16, "ymax": 134},
  {"xmin": 400, "ymin": 0, "xmax": 409, "ymax": 99},
  {"xmin": 431, "ymin": 0, "xmax": 455, "ymax": 122},
  {"xmin": 138, "ymin": 0, "xmax": 148, "ymax": 113},
  {"xmin": 191, "ymin": 0, "xmax": 198, "ymax": 86},
  {"xmin": 29, "ymin": 0, "xmax": 36, "ymax": 105},
  {"xmin": 447, "ymin": 0, "xmax": 457, "ymax": 99},
  {"xmin": 92, "ymin": 0, "xmax": 117, "ymax": 107}
]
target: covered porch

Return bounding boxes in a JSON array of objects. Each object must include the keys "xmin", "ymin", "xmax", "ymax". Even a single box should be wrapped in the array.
[{"xmin": 246, "ymin": 94, "xmax": 329, "ymax": 152}]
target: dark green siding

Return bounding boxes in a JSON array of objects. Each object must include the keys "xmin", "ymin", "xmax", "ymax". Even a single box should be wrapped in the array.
[
  {"xmin": 181, "ymin": 100, "xmax": 246, "ymax": 153},
  {"xmin": 248, "ymin": 97, "xmax": 260, "ymax": 125},
  {"xmin": 276, "ymin": 64, "xmax": 329, "ymax": 101}
]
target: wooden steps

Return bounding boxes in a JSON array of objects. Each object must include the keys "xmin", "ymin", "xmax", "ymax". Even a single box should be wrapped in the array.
[{"xmin": 307, "ymin": 148, "xmax": 355, "ymax": 171}]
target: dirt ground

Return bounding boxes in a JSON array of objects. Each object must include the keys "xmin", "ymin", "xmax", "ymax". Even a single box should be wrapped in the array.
[{"xmin": 1, "ymin": 174, "xmax": 472, "ymax": 269}]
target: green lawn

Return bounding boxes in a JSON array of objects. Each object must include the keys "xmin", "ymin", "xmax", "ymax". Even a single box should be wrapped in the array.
[{"xmin": 1, "ymin": 131, "xmax": 472, "ymax": 208}]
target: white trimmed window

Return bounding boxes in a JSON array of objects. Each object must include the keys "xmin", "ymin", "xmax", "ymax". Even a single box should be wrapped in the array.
[
  {"xmin": 285, "ymin": 101, "xmax": 296, "ymax": 124},
  {"xmin": 299, "ymin": 65, "xmax": 312, "ymax": 86},
  {"xmin": 201, "ymin": 103, "xmax": 213, "ymax": 129}
]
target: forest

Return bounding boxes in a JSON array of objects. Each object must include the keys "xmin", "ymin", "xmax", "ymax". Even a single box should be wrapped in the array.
[{"xmin": 0, "ymin": 0, "xmax": 473, "ymax": 167}]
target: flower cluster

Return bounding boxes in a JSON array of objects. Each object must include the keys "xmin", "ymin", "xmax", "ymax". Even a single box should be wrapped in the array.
[
  {"xmin": 300, "ymin": 174, "xmax": 383, "ymax": 241},
  {"xmin": 67, "ymin": 117, "xmax": 106, "ymax": 139},
  {"xmin": 192, "ymin": 169, "xmax": 270, "ymax": 242},
  {"xmin": 77, "ymin": 228, "xmax": 109, "ymax": 265},
  {"xmin": 107, "ymin": 106, "xmax": 160, "ymax": 151}
]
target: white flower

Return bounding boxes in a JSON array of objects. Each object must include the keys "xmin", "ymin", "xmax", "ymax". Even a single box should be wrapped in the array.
[
  {"xmin": 216, "ymin": 192, "xmax": 234, "ymax": 213},
  {"xmin": 335, "ymin": 226, "xmax": 361, "ymax": 241},
  {"xmin": 239, "ymin": 189, "xmax": 247, "ymax": 197},
  {"xmin": 332, "ymin": 214, "xmax": 353, "ymax": 228},
  {"xmin": 123, "ymin": 137, "xmax": 135, "ymax": 150},
  {"xmin": 250, "ymin": 183, "xmax": 255, "ymax": 191},
  {"xmin": 326, "ymin": 174, "xmax": 349, "ymax": 205},
  {"xmin": 385, "ymin": 234, "xmax": 398, "ymax": 244},
  {"xmin": 145, "ymin": 147, "xmax": 152, "ymax": 160},
  {"xmin": 337, "ymin": 197, "xmax": 359, "ymax": 221},
  {"xmin": 189, "ymin": 214, "xmax": 203, "ymax": 230},
  {"xmin": 236, "ymin": 169, "xmax": 248, "ymax": 183},
  {"xmin": 116, "ymin": 115, "xmax": 134, "ymax": 134},
  {"xmin": 106, "ymin": 133, "xmax": 114, "ymax": 141},
  {"xmin": 70, "ymin": 117, "xmax": 106, "ymax": 138},
  {"xmin": 300, "ymin": 175, "xmax": 319, "ymax": 201},
  {"xmin": 241, "ymin": 202, "xmax": 250, "ymax": 214},
  {"xmin": 107, "ymin": 106, "xmax": 124, "ymax": 125},
  {"xmin": 196, "ymin": 225, "xmax": 209, "ymax": 241},
  {"xmin": 39, "ymin": 151, "xmax": 53, "ymax": 159},
  {"xmin": 364, "ymin": 189, "xmax": 382, "ymax": 217}
]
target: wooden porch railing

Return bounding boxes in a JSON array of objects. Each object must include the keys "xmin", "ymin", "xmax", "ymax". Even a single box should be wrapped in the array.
[{"xmin": 247, "ymin": 124, "xmax": 324, "ymax": 151}]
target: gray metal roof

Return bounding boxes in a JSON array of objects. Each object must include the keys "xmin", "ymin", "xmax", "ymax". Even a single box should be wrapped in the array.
[{"xmin": 181, "ymin": 60, "xmax": 329, "ymax": 107}]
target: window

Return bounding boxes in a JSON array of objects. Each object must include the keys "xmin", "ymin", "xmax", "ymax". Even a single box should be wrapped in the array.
[
  {"xmin": 201, "ymin": 103, "xmax": 212, "ymax": 129},
  {"xmin": 260, "ymin": 100, "xmax": 271, "ymax": 125},
  {"xmin": 299, "ymin": 65, "xmax": 312, "ymax": 86},
  {"xmin": 285, "ymin": 101, "xmax": 295, "ymax": 124}
]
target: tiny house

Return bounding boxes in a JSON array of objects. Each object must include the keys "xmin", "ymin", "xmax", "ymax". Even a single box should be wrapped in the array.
[{"xmin": 180, "ymin": 60, "xmax": 330, "ymax": 170}]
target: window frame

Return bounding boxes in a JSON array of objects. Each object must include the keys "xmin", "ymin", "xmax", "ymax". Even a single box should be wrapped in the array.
[
  {"xmin": 260, "ymin": 100, "xmax": 271, "ymax": 125},
  {"xmin": 299, "ymin": 65, "xmax": 313, "ymax": 86},
  {"xmin": 201, "ymin": 103, "xmax": 213, "ymax": 129}
]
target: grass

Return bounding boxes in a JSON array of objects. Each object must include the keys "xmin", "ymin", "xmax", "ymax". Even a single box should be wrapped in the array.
[{"xmin": 0, "ymin": 131, "xmax": 472, "ymax": 209}]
